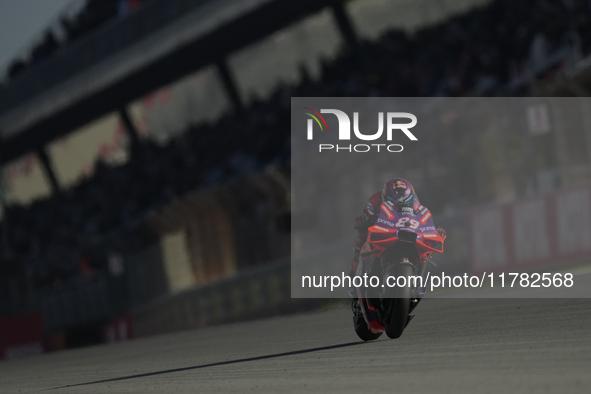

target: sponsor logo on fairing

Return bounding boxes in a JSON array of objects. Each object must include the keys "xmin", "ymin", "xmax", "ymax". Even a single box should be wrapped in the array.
[
  {"xmin": 381, "ymin": 205, "xmax": 394, "ymax": 219},
  {"xmin": 373, "ymin": 225, "xmax": 391, "ymax": 232},
  {"xmin": 420, "ymin": 226, "xmax": 436, "ymax": 232},
  {"xmin": 423, "ymin": 233, "xmax": 437, "ymax": 238},
  {"xmin": 413, "ymin": 200, "xmax": 421, "ymax": 211},
  {"xmin": 420, "ymin": 211, "xmax": 432, "ymax": 224},
  {"xmin": 377, "ymin": 218, "xmax": 396, "ymax": 228},
  {"xmin": 402, "ymin": 207, "xmax": 413, "ymax": 212}
]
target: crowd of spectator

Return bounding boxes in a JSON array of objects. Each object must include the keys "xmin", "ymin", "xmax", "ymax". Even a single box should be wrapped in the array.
[
  {"xmin": 5, "ymin": 0, "xmax": 145, "ymax": 82},
  {"xmin": 1, "ymin": 0, "xmax": 590, "ymax": 287},
  {"xmin": 298, "ymin": 0, "xmax": 589, "ymax": 98},
  {"xmin": 0, "ymin": 90, "xmax": 291, "ymax": 288}
]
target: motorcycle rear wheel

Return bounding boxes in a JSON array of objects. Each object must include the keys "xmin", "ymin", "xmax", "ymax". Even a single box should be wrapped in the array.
[{"xmin": 385, "ymin": 263, "xmax": 413, "ymax": 339}]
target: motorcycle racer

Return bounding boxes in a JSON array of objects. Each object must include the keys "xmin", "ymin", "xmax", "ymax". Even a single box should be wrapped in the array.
[{"xmin": 349, "ymin": 178, "xmax": 446, "ymax": 291}]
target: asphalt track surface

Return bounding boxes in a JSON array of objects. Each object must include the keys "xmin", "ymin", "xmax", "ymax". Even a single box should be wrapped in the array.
[{"xmin": 2, "ymin": 276, "xmax": 591, "ymax": 393}]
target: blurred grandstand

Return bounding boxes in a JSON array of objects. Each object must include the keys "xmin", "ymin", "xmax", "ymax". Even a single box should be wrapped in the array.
[
  {"xmin": 3, "ymin": 0, "xmax": 145, "ymax": 83},
  {"xmin": 1, "ymin": 0, "xmax": 591, "ymax": 354}
]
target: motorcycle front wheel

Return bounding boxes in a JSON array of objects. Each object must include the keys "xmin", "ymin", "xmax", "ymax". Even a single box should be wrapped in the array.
[{"xmin": 385, "ymin": 263, "xmax": 414, "ymax": 339}]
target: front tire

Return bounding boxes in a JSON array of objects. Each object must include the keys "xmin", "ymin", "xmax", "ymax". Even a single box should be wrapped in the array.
[{"xmin": 385, "ymin": 263, "xmax": 413, "ymax": 339}]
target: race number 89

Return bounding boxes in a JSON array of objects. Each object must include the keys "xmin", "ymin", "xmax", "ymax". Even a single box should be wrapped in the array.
[{"xmin": 395, "ymin": 217, "xmax": 419, "ymax": 229}]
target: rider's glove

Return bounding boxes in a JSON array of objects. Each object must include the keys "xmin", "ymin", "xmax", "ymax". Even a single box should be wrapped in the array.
[
  {"xmin": 437, "ymin": 227, "xmax": 447, "ymax": 240},
  {"xmin": 354, "ymin": 213, "xmax": 374, "ymax": 231}
]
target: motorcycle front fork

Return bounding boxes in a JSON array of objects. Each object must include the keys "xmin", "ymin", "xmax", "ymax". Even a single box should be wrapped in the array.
[
  {"xmin": 416, "ymin": 259, "xmax": 431, "ymax": 298},
  {"xmin": 407, "ymin": 261, "xmax": 429, "ymax": 313}
]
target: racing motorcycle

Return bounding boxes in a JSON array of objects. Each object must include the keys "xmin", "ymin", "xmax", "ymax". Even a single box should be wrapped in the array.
[{"xmin": 352, "ymin": 201, "xmax": 445, "ymax": 340}]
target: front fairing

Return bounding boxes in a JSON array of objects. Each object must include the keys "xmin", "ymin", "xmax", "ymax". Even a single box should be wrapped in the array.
[{"xmin": 365, "ymin": 203, "xmax": 445, "ymax": 256}]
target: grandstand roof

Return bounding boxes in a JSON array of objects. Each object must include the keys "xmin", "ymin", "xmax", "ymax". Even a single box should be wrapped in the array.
[{"xmin": 0, "ymin": 0, "xmax": 339, "ymax": 165}]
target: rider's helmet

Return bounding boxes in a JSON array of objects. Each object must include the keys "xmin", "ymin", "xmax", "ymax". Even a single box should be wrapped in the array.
[{"xmin": 381, "ymin": 178, "xmax": 418, "ymax": 211}]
